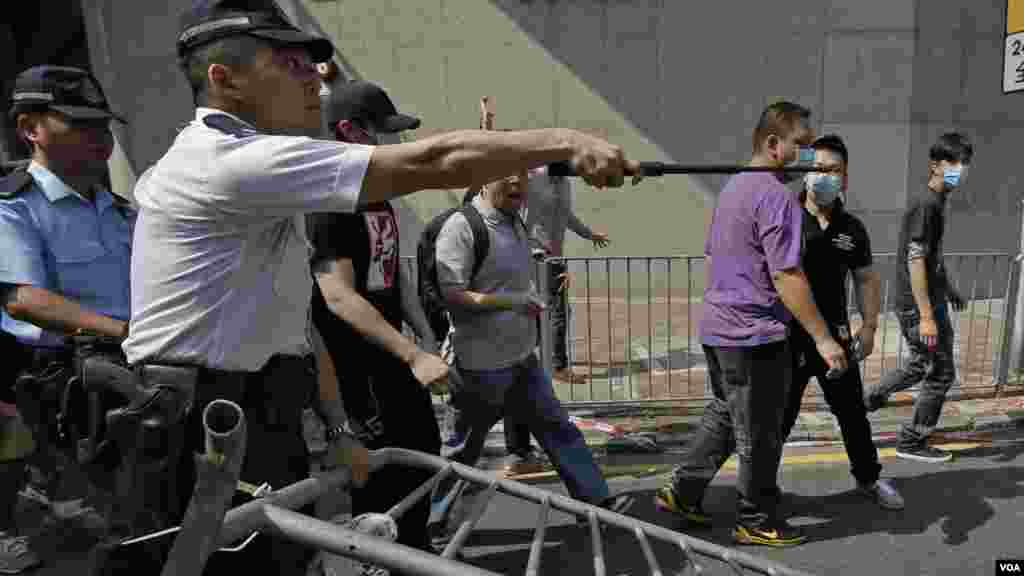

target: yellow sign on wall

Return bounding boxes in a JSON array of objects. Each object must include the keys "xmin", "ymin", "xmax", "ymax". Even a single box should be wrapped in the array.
[
  {"xmin": 1006, "ymin": 0, "xmax": 1024, "ymax": 93},
  {"xmin": 1009, "ymin": 0, "xmax": 1024, "ymax": 34}
]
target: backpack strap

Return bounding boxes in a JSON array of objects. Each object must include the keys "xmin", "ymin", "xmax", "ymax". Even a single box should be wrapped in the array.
[{"xmin": 459, "ymin": 203, "xmax": 490, "ymax": 283}]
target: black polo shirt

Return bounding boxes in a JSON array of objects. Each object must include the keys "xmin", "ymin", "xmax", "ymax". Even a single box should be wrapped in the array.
[{"xmin": 800, "ymin": 201, "xmax": 873, "ymax": 328}]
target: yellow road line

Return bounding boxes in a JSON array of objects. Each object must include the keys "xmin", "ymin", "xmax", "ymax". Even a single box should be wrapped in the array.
[{"xmin": 720, "ymin": 442, "xmax": 983, "ymax": 469}]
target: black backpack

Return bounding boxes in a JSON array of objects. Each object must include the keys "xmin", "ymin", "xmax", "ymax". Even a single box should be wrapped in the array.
[{"xmin": 417, "ymin": 204, "xmax": 490, "ymax": 343}]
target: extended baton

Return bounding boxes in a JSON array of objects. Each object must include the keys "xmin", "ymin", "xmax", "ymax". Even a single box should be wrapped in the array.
[{"xmin": 546, "ymin": 160, "xmax": 837, "ymax": 177}]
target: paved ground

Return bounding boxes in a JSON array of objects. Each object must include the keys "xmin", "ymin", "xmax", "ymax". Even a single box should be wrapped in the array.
[
  {"xmin": 18, "ymin": 428, "xmax": 1024, "ymax": 575},
  {"xmin": 455, "ymin": 430, "xmax": 1024, "ymax": 576}
]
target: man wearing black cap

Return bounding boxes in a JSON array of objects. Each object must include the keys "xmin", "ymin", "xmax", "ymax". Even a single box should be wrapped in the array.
[
  {"xmin": 122, "ymin": 1, "xmax": 638, "ymax": 574},
  {"xmin": 307, "ymin": 80, "xmax": 445, "ymax": 561},
  {"xmin": 0, "ymin": 65, "xmax": 132, "ymax": 574}
]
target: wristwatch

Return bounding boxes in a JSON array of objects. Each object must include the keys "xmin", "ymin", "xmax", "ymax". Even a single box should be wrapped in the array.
[{"xmin": 325, "ymin": 423, "xmax": 355, "ymax": 444}]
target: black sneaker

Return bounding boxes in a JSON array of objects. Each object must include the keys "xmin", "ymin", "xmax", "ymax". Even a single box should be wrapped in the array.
[
  {"xmin": 653, "ymin": 485, "xmax": 711, "ymax": 527},
  {"xmin": 896, "ymin": 444, "xmax": 952, "ymax": 463},
  {"xmin": 733, "ymin": 520, "xmax": 806, "ymax": 547}
]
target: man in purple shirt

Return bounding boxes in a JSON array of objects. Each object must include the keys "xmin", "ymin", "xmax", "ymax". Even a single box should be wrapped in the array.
[{"xmin": 654, "ymin": 101, "xmax": 846, "ymax": 547}]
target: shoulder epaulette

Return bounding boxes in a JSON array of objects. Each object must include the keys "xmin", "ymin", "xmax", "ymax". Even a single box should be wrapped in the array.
[
  {"xmin": 0, "ymin": 163, "xmax": 34, "ymax": 199},
  {"xmin": 202, "ymin": 114, "xmax": 261, "ymax": 139}
]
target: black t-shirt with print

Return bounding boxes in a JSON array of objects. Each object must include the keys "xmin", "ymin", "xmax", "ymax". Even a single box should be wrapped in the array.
[
  {"xmin": 799, "ymin": 202, "xmax": 873, "ymax": 328},
  {"xmin": 896, "ymin": 189, "xmax": 947, "ymax": 312},
  {"xmin": 307, "ymin": 203, "xmax": 403, "ymax": 429}
]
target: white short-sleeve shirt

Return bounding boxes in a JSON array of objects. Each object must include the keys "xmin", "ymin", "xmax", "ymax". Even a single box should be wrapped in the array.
[{"xmin": 122, "ymin": 108, "xmax": 373, "ymax": 371}]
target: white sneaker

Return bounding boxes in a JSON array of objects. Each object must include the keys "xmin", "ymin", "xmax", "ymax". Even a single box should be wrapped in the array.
[{"xmin": 858, "ymin": 479, "xmax": 904, "ymax": 510}]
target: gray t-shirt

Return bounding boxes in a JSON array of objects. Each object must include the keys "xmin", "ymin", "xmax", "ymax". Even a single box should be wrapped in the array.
[
  {"xmin": 435, "ymin": 195, "xmax": 536, "ymax": 371},
  {"xmin": 523, "ymin": 169, "xmax": 593, "ymax": 257}
]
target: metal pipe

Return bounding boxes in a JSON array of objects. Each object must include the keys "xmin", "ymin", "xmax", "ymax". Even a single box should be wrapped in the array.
[
  {"xmin": 442, "ymin": 481, "xmax": 498, "ymax": 560},
  {"xmin": 160, "ymin": 399, "xmax": 246, "ymax": 576},
  {"xmin": 587, "ymin": 508, "xmax": 605, "ymax": 576},
  {"xmin": 587, "ymin": 259, "xmax": 594, "ymax": 388},
  {"xmin": 647, "ymin": 257, "xmax": 653, "ymax": 398},
  {"xmin": 607, "ymin": 258, "xmax": 613, "ymax": 399},
  {"xmin": 218, "ymin": 448, "xmax": 813, "ymax": 576},
  {"xmin": 687, "ymin": 257, "xmax": 693, "ymax": 394},
  {"xmin": 667, "ymin": 258, "xmax": 673, "ymax": 395},
  {"xmin": 258, "ymin": 504, "xmax": 500, "ymax": 576},
  {"xmin": 633, "ymin": 525, "xmax": 663, "ymax": 576},
  {"xmin": 996, "ymin": 254, "xmax": 1022, "ymax": 395},
  {"xmin": 627, "ymin": 258, "xmax": 633, "ymax": 399},
  {"xmin": 966, "ymin": 258, "xmax": 980, "ymax": 386},
  {"xmin": 386, "ymin": 465, "xmax": 453, "ymax": 521},
  {"xmin": 983, "ymin": 256, "xmax": 997, "ymax": 387},
  {"xmin": 524, "ymin": 496, "xmax": 551, "ymax": 576}
]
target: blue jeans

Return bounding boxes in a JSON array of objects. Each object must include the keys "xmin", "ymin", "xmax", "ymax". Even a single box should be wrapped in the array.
[{"xmin": 431, "ymin": 353, "xmax": 609, "ymax": 533}]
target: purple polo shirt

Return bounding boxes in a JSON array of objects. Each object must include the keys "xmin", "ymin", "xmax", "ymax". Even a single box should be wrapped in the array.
[{"xmin": 701, "ymin": 172, "xmax": 803, "ymax": 346}]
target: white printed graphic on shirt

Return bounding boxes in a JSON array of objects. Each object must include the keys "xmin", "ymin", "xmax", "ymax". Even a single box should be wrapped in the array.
[
  {"xmin": 364, "ymin": 209, "xmax": 397, "ymax": 291},
  {"xmin": 832, "ymin": 233, "xmax": 855, "ymax": 252}
]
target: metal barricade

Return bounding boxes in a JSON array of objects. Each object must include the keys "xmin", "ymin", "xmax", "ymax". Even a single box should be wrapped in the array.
[
  {"xmin": 401, "ymin": 251, "xmax": 1024, "ymax": 406},
  {"xmin": 200, "ymin": 447, "xmax": 815, "ymax": 576},
  {"xmin": 546, "ymin": 252, "xmax": 1018, "ymax": 407}
]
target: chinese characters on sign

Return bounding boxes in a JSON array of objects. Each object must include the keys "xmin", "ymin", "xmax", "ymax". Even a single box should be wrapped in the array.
[{"xmin": 1005, "ymin": 0, "xmax": 1024, "ymax": 93}]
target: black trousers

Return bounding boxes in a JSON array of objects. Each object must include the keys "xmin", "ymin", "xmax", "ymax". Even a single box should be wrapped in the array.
[
  {"xmin": 670, "ymin": 341, "xmax": 790, "ymax": 526},
  {"xmin": 94, "ymin": 355, "xmax": 317, "ymax": 576},
  {"xmin": 347, "ymin": 365, "xmax": 441, "ymax": 556},
  {"xmin": 781, "ymin": 326, "xmax": 881, "ymax": 486}
]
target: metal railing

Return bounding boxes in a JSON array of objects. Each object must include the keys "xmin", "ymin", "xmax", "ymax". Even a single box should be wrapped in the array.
[
  {"xmin": 546, "ymin": 251, "xmax": 1023, "ymax": 406},
  {"xmin": 401, "ymin": 252, "xmax": 1024, "ymax": 407},
  {"xmin": 203, "ymin": 447, "xmax": 816, "ymax": 576}
]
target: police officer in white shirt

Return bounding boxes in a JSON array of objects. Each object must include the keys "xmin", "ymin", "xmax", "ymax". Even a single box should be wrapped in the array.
[{"xmin": 121, "ymin": 1, "xmax": 640, "ymax": 573}]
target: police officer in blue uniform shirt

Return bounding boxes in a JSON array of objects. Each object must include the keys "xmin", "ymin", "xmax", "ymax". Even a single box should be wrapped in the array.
[
  {"xmin": 0, "ymin": 65, "xmax": 132, "ymax": 574},
  {"xmin": 119, "ymin": 1, "xmax": 638, "ymax": 574}
]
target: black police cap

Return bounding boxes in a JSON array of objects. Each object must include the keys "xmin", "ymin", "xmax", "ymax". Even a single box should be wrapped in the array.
[
  {"xmin": 9, "ymin": 66, "xmax": 126, "ymax": 123},
  {"xmin": 178, "ymin": 0, "xmax": 334, "ymax": 63}
]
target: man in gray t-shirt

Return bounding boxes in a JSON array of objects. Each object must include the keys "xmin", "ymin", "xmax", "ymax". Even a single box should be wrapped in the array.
[{"xmin": 429, "ymin": 171, "xmax": 632, "ymax": 546}]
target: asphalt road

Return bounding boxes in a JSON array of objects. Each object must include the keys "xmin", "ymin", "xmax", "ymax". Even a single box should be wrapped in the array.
[
  {"xmin": 454, "ymin": 431, "xmax": 1024, "ymax": 576},
  {"xmin": 18, "ymin": 429, "xmax": 1024, "ymax": 575}
]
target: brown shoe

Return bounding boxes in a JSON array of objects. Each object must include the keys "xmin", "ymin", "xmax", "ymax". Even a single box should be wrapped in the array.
[
  {"xmin": 553, "ymin": 368, "xmax": 587, "ymax": 384},
  {"xmin": 503, "ymin": 449, "xmax": 547, "ymax": 476}
]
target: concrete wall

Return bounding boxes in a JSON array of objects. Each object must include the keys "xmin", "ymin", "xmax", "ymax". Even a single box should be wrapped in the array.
[{"xmin": 58, "ymin": 0, "xmax": 1024, "ymax": 299}]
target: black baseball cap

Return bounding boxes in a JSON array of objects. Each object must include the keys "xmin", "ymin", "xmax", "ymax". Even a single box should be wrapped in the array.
[
  {"xmin": 8, "ymin": 66, "xmax": 126, "ymax": 123},
  {"xmin": 177, "ymin": 0, "xmax": 334, "ymax": 63},
  {"xmin": 324, "ymin": 81, "xmax": 421, "ymax": 133}
]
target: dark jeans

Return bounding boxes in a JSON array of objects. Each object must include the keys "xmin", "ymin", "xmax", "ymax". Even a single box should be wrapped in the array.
[
  {"xmin": 670, "ymin": 341, "xmax": 790, "ymax": 526},
  {"xmin": 433, "ymin": 353, "xmax": 609, "ymax": 535},
  {"xmin": 349, "ymin": 366, "xmax": 441, "ymax": 555},
  {"xmin": 871, "ymin": 303, "xmax": 956, "ymax": 448},
  {"xmin": 782, "ymin": 326, "xmax": 881, "ymax": 486},
  {"xmin": 504, "ymin": 260, "xmax": 570, "ymax": 456}
]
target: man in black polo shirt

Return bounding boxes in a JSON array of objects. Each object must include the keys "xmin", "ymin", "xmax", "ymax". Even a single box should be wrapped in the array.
[
  {"xmin": 307, "ymin": 81, "xmax": 448, "ymax": 556},
  {"xmin": 777, "ymin": 135, "xmax": 903, "ymax": 509},
  {"xmin": 865, "ymin": 132, "xmax": 971, "ymax": 463}
]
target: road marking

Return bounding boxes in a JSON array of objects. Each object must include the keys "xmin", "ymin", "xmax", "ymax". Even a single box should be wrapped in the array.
[{"xmin": 720, "ymin": 442, "xmax": 984, "ymax": 469}]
